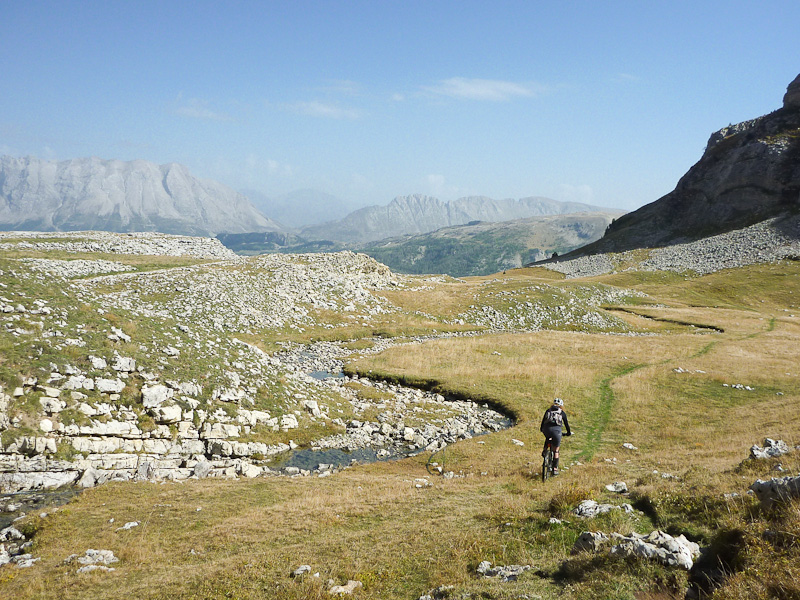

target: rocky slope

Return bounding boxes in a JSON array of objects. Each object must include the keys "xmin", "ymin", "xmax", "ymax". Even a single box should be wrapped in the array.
[
  {"xmin": 0, "ymin": 156, "xmax": 282, "ymax": 236},
  {"xmin": 300, "ymin": 194, "xmax": 617, "ymax": 244},
  {"xmin": 566, "ymin": 73, "xmax": 800, "ymax": 256}
]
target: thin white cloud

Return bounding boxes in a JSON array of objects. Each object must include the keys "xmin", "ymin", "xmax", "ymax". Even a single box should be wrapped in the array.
[
  {"xmin": 287, "ymin": 101, "xmax": 360, "ymax": 120},
  {"xmin": 424, "ymin": 77, "xmax": 543, "ymax": 101},
  {"xmin": 174, "ymin": 96, "xmax": 232, "ymax": 121}
]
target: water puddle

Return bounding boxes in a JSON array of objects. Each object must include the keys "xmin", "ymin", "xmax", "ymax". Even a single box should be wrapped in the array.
[{"xmin": 1, "ymin": 488, "xmax": 81, "ymax": 529}]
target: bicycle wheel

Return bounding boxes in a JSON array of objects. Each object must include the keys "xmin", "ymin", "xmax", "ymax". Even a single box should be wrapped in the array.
[{"xmin": 541, "ymin": 448, "xmax": 552, "ymax": 482}]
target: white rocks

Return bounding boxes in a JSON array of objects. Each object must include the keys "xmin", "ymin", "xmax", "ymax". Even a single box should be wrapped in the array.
[
  {"xmin": 66, "ymin": 548, "xmax": 119, "ymax": 573},
  {"xmin": 39, "ymin": 396, "xmax": 66, "ymax": 414},
  {"xmin": 291, "ymin": 564, "xmax": 312, "ymax": 578},
  {"xmin": 0, "ymin": 526, "xmax": 25, "ymax": 542},
  {"xmin": 329, "ymin": 580, "xmax": 363, "ymax": 595},
  {"xmin": 750, "ymin": 475, "xmax": 800, "ymax": 508},
  {"xmin": 573, "ymin": 500, "xmax": 633, "ymax": 518},
  {"xmin": 573, "ymin": 530, "xmax": 700, "ymax": 570},
  {"xmin": 64, "ymin": 375, "xmax": 94, "ymax": 391},
  {"xmin": 280, "ymin": 414, "xmax": 299, "ymax": 430},
  {"xmin": 239, "ymin": 463, "xmax": 263, "ymax": 478},
  {"xmin": 95, "ymin": 378, "xmax": 125, "ymax": 394},
  {"xmin": 750, "ymin": 438, "xmax": 793, "ymax": 460},
  {"xmin": 142, "ymin": 384, "xmax": 173, "ymax": 408},
  {"xmin": 544, "ymin": 217, "xmax": 800, "ymax": 278},
  {"xmin": 303, "ymin": 400, "xmax": 321, "ymax": 417},
  {"xmin": 193, "ymin": 460, "xmax": 213, "ymax": 479},
  {"xmin": 112, "ymin": 355, "xmax": 136, "ymax": 372},
  {"xmin": 108, "ymin": 327, "xmax": 131, "ymax": 343},
  {"xmin": 90, "ymin": 356, "xmax": 108, "ymax": 370},
  {"xmin": 151, "ymin": 404, "xmax": 182, "ymax": 424},
  {"xmin": 476, "ymin": 560, "xmax": 531, "ymax": 582},
  {"xmin": 610, "ymin": 531, "xmax": 700, "ymax": 570}
]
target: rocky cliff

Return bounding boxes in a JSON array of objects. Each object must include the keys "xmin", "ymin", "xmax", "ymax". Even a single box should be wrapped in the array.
[
  {"xmin": 0, "ymin": 156, "xmax": 282, "ymax": 236},
  {"xmin": 568, "ymin": 73, "xmax": 800, "ymax": 256},
  {"xmin": 300, "ymin": 194, "xmax": 616, "ymax": 244}
]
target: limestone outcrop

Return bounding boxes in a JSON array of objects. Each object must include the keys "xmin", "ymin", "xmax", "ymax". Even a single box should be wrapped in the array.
[
  {"xmin": 572, "ymin": 530, "xmax": 701, "ymax": 570},
  {"xmin": 563, "ymin": 73, "xmax": 800, "ymax": 256}
]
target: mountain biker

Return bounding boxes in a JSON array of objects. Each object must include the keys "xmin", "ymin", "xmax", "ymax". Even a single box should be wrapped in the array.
[{"xmin": 540, "ymin": 397, "xmax": 571, "ymax": 475}]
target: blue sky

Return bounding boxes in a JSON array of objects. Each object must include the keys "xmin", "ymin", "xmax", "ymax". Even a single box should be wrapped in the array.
[{"xmin": 1, "ymin": 1, "xmax": 798, "ymax": 212}]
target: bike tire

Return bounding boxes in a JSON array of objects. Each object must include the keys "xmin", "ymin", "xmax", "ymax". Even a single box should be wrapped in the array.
[{"xmin": 541, "ymin": 448, "xmax": 552, "ymax": 483}]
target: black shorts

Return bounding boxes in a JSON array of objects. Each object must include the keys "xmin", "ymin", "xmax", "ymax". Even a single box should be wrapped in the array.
[{"xmin": 542, "ymin": 426, "xmax": 562, "ymax": 447}]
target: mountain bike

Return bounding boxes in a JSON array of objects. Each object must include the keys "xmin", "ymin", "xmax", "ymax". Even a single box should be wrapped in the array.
[
  {"xmin": 541, "ymin": 438, "xmax": 556, "ymax": 482},
  {"xmin": 541, "ymin": 432, "xmax": 572, "ymax": 482}
]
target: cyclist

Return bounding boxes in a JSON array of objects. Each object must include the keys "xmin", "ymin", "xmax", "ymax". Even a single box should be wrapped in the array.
[{"xmin": 540, "ymin": 397, "xmax": 571, "ymax": 475}]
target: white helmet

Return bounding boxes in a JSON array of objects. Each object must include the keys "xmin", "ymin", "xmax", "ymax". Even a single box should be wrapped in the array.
[{"xmin": 553, "ymin": 397, "xmax": 564, "ymax": 407}]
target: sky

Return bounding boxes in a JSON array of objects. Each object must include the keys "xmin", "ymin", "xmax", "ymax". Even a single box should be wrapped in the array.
[{"xmin": 1, "ymin": 1, "xmax": 799, "ymax": 213}]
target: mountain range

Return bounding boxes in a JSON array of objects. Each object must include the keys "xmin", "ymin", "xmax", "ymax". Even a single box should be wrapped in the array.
[
  {"xmin": 298, "ymin": 194, "xmax": 615, "ymax": 245},
  {"xmin": 0, "ymin": 156, "xmax": 281, "ymax": 236}
]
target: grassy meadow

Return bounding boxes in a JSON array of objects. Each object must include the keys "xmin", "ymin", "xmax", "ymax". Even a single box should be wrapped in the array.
[{"xmin": 3, "ymin": 257, "xmax": 800, "ymax": 600}]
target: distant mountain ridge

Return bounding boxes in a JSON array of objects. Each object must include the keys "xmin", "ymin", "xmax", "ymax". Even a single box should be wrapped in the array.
[
  {"xmin": 565, "ymin": 73, "xmax": 800, "ymax": 258},
  {"xmin": 300, "ymin": 194, "xmax": 616, "ymax": 244},
  {"xmin": 0, "ymin": 156, "xmax": 281, "ymax": 236},
  {"xmin": 361, "ymin": 211, "xmax": 624, "ymax": 277}
]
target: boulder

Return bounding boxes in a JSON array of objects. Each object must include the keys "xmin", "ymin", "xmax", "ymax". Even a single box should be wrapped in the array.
[
  {"xmin": 280, "ymin": 414, "xmax": 299, "ymax": 430},
  {"xmin": 303, "ymin": 400, "xmax": 321, "ymax": 417},
  {"xmin": 142, "ymin": 384, "xmax": 173, "ymax": 408},
  {"xmin": 89, "ymin": 356, "xmax": 108, "ymax": 369},
  {"xmin": 606, "ymin": 481, "xmax": 628, "ymax": 493},
  {"xmin": 573, "ymin": 499, "xmax": 632, "ymax": 518},
  {"xmin": 193, "ymin": 460, "xmax": 213, "ymax": 479},
  {"xmin": 750, "ymin": 438, "xmax": 792, "ymax": 460},
  {"xmin": 152, "ymin": 404, "xmax": 182, "ymax": 424},
  {"xmin": 572, "ymin": 529, "xmax": 700, "ymax": 570},
  {"xmin": 239, "ymin": 463, "xmax": 262, "ymax": 478},
  {"xmin": 329, "ymin": 580, "xmax": 363, "ymax": 595},
  {"xmin": 77, "ymin": 467, "xmax": 100, "ymax": 489},
  {"xmin": 95, "ymin": 378, "xmax": 125, "ymax": 394},
  {"xmin": 750, "ymin": 475, "xmax": 800, "ymax": 508},
  {"xmin": 112, "ymin": 356, "xmax": 136, "ymax": 372},
  {"xmin": 572, "ymin": 531, "xmax": 609, "ymax": 553},
  {"xmin": 609, "ymin": 531, "xmax": 700, "ymax": 570}
]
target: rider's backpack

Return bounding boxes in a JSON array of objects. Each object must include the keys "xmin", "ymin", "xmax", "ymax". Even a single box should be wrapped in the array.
[{"xmin": 544, "ymin": 407, "xmax": 564, "ymax": 427}]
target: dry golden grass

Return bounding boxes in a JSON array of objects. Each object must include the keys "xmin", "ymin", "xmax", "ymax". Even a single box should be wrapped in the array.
[{"xmin": 5, "ymin": 261, "xmax": 800, "ymax": 599}]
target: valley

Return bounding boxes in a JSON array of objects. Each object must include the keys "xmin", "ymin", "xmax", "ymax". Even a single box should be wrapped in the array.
[{"xmin": 0, "ymin": 227, "xmax": 798, "ymax": 599}]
